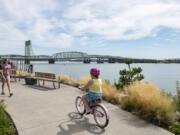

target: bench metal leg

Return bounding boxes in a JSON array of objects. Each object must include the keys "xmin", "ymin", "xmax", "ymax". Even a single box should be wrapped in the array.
[
  {"xmin": 58, "ymin": 82, "xmax": 60, "ymax": 88},
  {"xmin": 53, "ymin": 82, "xmax": 56, "ymax": 89},
  {"xmin": 43, "ymin": 80, "xmax": 45, "ymax": 86},
  {"xmin": 38, "ymin": 80, "xmax": 40, "ymax": 86}
]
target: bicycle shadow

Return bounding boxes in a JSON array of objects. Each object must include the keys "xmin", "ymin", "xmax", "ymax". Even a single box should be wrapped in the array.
[{"xmin": 57, "ymin": 112, "xmax": 105, "ymax": 135}]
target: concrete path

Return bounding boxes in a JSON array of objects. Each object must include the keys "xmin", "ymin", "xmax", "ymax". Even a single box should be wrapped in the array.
[{"xmin": 0, "ymin": 82, "xmax": 174, "ymax": 135}]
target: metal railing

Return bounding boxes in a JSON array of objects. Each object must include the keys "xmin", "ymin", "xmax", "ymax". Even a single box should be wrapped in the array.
[{"xmin": 176, "ymin": 81, "xmax": 180, "ymax": 95}]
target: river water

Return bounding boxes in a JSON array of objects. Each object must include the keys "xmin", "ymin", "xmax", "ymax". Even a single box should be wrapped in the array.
[{"xmin": 33, "ymin": 62, "xmax": 180, "ymax": 94}]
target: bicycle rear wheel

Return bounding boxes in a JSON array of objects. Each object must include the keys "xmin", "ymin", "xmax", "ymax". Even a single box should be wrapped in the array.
[
  {"xmin": 75, "ymin": 96, "xmax": 85, "ymax": 115},
  {"xmin": 93, "ymin": 104, "xmax": 109, "ymax": 128}
]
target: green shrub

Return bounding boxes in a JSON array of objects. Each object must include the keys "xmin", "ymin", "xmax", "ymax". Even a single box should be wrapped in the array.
[
  {"xmin": 115, "ymin": 59, "xmax": 144, "ymax": 89},
  {"xmin": 169, "ymin": 122, "xmax": 180, "ymax": 135},
  {"xmin": 0, "ymin": 127, "xmax": 12, "ymax": 135},
  {"xmin": 0, "ymin": 101, "xmax": 12, "ymax": 135}
]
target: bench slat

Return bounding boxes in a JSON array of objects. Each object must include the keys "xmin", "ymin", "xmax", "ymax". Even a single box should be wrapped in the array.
[{"xmin": 35, "ymin": 72, "xmax": 56, "ymax": 79}]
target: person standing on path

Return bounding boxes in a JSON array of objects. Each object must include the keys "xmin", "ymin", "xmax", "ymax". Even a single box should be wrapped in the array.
[{"xmin": 1, "ymin": 59, "xmax": 13, "ymax": 97}]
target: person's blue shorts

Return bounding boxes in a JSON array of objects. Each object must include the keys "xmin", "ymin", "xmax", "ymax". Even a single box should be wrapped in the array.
[{"xmin": 85, "ymin": 92, "xmax": 102, "ymax": 106}]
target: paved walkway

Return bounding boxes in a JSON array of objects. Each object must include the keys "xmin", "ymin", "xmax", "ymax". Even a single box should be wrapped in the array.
[{"xmin": 0, "ymin": 82, "xmax": 174, "ymax": 135}]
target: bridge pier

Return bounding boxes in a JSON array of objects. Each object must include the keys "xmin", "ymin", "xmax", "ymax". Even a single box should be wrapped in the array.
[
  {"xmin": 83, "ymin": 58, "xmax": 91, "ymax": 64},
  {"xmin": 48, "ymin": 59, "xmax": 55, "ymax": 64},
  {"xmin": 97, "ymin": 58, "xmax": 104, "ymax": 63},
  {"xmin": 19, "ymin": 59, "xmax": 25, "ymax": 70},
  {"xmin": 25, "ymin": 59, "xmax": 30, "ymax": 65},
  {"xmin": 117, "ymin": 59, "xmax": 124, "ymax": 63},
  {"xmin": 108, "ymin": 58, "xmax": 116, "ymax": 63}
]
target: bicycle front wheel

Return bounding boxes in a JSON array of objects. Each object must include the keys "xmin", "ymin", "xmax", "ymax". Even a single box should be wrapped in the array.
[
  {"xmin": 93, "ymin": 104, "xmax": 109, "ymax": 128},
  {"xmin": 75, "ymin": 96, "xmax": 85, "ymax": 115}
]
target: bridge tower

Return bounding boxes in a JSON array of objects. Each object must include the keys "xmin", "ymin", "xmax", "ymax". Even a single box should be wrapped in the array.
[{"xmin": 25, "ymin": 40, "xmax": 33, "ymax": 64}]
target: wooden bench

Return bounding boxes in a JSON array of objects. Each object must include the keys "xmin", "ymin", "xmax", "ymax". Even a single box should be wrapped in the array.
[{"xmin": 27, "ymin": 72, "xmax": 60, "ymax": 89}]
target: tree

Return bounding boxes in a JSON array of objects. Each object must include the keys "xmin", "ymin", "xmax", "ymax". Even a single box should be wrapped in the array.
[
  {"xmin": 115, "ymin": 59, "xmax": 144, "ymax": 89},
  {"xmin": 124, "ymin": 58, "xmax": 133, "ymax": 70}
]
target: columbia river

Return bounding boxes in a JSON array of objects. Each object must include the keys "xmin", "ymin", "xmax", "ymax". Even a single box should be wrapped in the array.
[{"xmin": 33, "ymin": 62, "xmax": 180, "ymax": 94}]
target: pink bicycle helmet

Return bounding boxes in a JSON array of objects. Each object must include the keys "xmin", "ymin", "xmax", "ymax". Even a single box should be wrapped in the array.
[{"xmin": 90, "ymin": 68, "xmax": 100, "ymax": 77}]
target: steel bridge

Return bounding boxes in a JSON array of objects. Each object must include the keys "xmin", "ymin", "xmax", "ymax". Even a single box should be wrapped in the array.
[
  {"xmin": 0, "ymin": 54, "xmax": 126, "ymax": 64},
  {"xmin": 0, "ymin": 40, "xmax": 158, "ymax": 65}
]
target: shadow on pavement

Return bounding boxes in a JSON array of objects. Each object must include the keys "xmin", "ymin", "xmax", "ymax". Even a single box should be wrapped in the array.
[
  {"xmin": 24, "ymin": 84, "xmax": 56, "ymax": 91},
  {"xmin": 57, "ymin": 112, "xmax": 105, "ymax": 135}
]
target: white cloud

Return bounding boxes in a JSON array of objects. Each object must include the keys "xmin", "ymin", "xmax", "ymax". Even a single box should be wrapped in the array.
[
  {"xmin": 0, "ymin": 0, "xmax": 180, "ymax": 54},
  {"xmin": 0, "ymin": 0, "xmax": 56, "ymax": 20},
  {"xmin": 36, "ymin": 33, "xmax": 74, "ymax": 48},
  {"xmin": 0, "ymin": 21, "xmax": 27, "ymax": 52},
  {"xmin": 0, "ymin": 0, "xmax": 73, "ymax": 53},
  {"xmin": 64, "ymin": 0, "xmax": 180, "ymax": 40},
  {"xmin": 29, "ymin": 19, "xmax": 54, "ymax": 40}
]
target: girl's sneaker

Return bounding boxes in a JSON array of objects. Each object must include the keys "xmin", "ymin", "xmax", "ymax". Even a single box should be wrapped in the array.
[{"xmin": 9, "ymin": 93, "xmax": 13, "ymax": 97}]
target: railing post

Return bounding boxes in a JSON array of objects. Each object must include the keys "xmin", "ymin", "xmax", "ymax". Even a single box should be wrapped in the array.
[
  {"xmin": 176, "ymin": 81, "xmax": 180, "ymax": 91},
  {"xmin": 176, "ymin": 81, "xmax": 180, "ymax": 98},
  {"xmin": 176, "ymin": 81, "xmax": 180, "ymax": 107}
]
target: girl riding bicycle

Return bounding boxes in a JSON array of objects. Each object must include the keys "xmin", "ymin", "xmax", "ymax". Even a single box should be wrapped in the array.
[{"xmin": 79, "ymin": 68, "xmax": 102, "ymax": 114}]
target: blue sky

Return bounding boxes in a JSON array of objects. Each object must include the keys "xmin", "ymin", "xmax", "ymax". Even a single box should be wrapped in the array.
[{"xmin": 0, "ymin": 0, "xmax": 180, "ymax": 59}]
